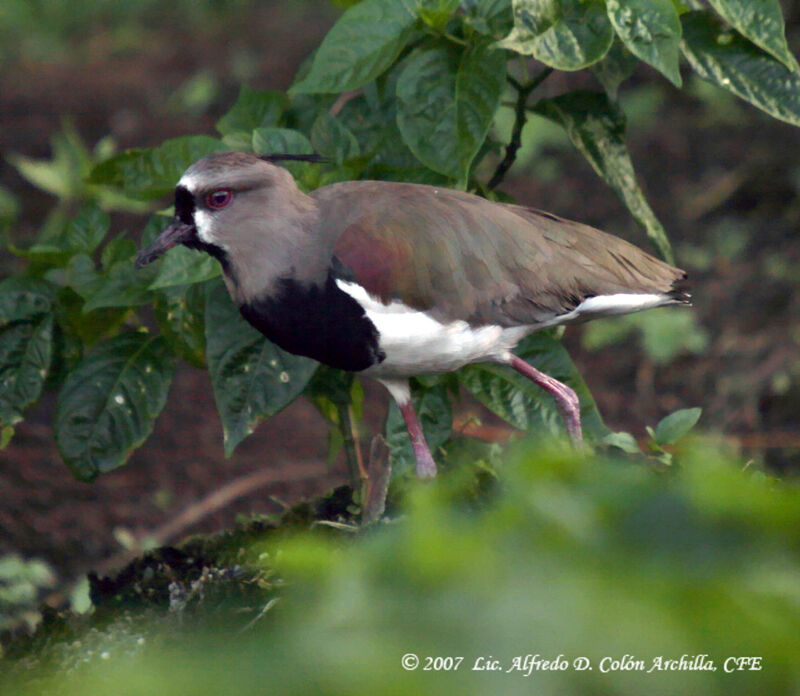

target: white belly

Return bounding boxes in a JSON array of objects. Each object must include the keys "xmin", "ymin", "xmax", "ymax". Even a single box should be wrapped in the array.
[
  {"xmin": 335, "ymin": 280, "xmax": 531, "ymax": 377},
  {"xmin": 335, "ymin": 280, "xmax": 676, "ymax": 378}
]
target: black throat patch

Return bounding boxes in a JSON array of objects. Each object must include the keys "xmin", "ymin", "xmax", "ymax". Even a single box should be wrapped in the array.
[
  {"xmin": 239, "ymin": 272, "xmax": 385, "ymax": 372},
  {"xmin": 174, "ymin": 185, "xmax": 232, "ymax": 273}
]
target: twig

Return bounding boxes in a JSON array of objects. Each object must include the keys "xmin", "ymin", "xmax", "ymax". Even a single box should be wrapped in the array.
[
  {"xmin": 337, "ymin": 402, "xmax": 365, "ymax": 489},
  {"xmin": 488, "ymin": 68, "xmax": 553, "ymax": 191},
  {"xmin": 361, "ymin": 436, "xmax": 392, "ymax": 526},
  {"xmin": 329, "ymin": 89, "xmax": 362, "ymax": 116}
]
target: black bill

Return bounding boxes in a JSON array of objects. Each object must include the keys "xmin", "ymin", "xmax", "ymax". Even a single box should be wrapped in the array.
[{"xmin": 135, "ymin": 220, "xmax": 195, "ymax": 268}]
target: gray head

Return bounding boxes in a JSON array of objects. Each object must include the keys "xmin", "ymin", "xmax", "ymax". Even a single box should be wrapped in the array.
[{"xmin": 136, "ymin": 152, "xmax": 328, "ymax": 302}]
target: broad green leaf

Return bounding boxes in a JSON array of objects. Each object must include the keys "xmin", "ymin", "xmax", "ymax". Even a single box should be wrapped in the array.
[
  {"xmin": 653, "ymin": 407, "xmax": 702, "ymax": 445},
  {"xmin": 396, "ymin": 43, "xmax": 506, "ymax": 185},
  {"xmin": 681, "ymin": 11, "xmax": 800, "ymax": 128},
  {"xmin": 291, "ymin": 0, "xmax": 417, "ymax": 94},
  {"xmin": 534, "ymin": 91, "xmax": 674, "ymax": 262},
  {"xmin": 463, "ymin": 0, "xmax": 514, "ymax": 34},
  {"xmin": 310, "ymin": 112, "xmax": 361, "ymax": 164},
  {"xmin": 0, "ymin": 316, "xmax": 53, "ymax": 428},
  {"xmin": 101, "ymin": 237, "xmax": 137, "ymax": 269},
  {"xmin": 0, "ymin": 278, "xmax": 56, "ymax": 428},
  {"xmin": 606, "ymin": 0, "xmax": 682, "ymax": 87},
  {"xmin": 707, "ymin": 0, "xmax": 798, "ymax": 72},
  {"xmin": 61, "ymin": 203, "xmax": 109, "ymax": 254},
  {"xmin": 459, "ymin": 331, "xmax": 609, "ymax": 442},
  {"xmin": 417, "ymin": 0, "xmax": 461, "ymax": 30},
  {"xmin": 582, "ymin": 307, "xmax": 708, "ymax": 364},
  {"xmin": 0, "ymin": 277, "xmax": 56, "ymax": 326},
  {"xmin": 496, "ymin": 0, "xmax": 614, "ymax": 71},
  {"xmin": 385, "ymin": 382, "xmax": 453, "ymax": 476},
  {"xmin": 252, "ymin": 127, "xmax": 313, "ymax": 156},
  {"xmin": 216, "ymin": 86, "xmax": 286, "ymax": 136},
  {"xmin": 204, "ymin": 279, "xmax": 317, "ymax": 456},
  {"xmin": 89, "ymin": 136, "xmax": 227, "ymax": 199},
  {"xmin": 20, "ymin": 204, "xmax": 109, "ymax": 264},
  {"xmin": 54, "ymin": 332, "xmax": 175, "ymax": 481},
  {"xmin": 252, "ymin": 128, "xmax": 318, "ymax": 188},
  {"xmin": 149, "ymin": 245, "xmax": 221, "ymax": 290},
  {"xmin": 82, "ymin": 259, "xmax": 157, "ymax": 312},
  {"xmin": 591, "ymin": 40, "xmax": 640, "ymax": 99},
  {"xmin": 153, "ymin": 283, "xmax": 206, "ymax": 368},
  {"xmin": 602, "ymin": 430, "xmax": 641, "ymax": 453}
]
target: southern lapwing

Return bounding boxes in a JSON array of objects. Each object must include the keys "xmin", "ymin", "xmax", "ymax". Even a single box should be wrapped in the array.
[{"xmin": 136, "ymin": 152, "xmax": 690, "ymax": 478}]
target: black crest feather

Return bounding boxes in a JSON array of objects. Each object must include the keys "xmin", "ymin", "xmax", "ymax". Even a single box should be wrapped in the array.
[{"xmin": 258, "ymin": 153, "xmax": 328, "ymax": 164}]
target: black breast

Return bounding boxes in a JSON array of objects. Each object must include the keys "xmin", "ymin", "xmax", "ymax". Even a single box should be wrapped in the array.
[{"xmin": 239, "ymin": 272, "xmax": 385, "ymax": 372}]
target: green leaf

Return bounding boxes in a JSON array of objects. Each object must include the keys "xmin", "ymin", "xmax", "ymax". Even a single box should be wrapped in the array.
[
  {"xmin": 291, "ymin": 0, "xmax": 417, "ymax": 94},
  {"xmin": 89, "ymin": 136, "xmax": 227, "ymax": 199},
  {"xmin": 606, "ymin": 0, "xmax": 682, "ymax": 87},
  {"xmin": 534, "ymin": 91, "xmax": 674, "ymax": 262},
  {"xmin": 602, "ymin": 430, "xmax": 641, "ymax": 453},
  {"xmin": 396, "ymin": 43, "xmax": 506, "ymax": 185},
  {"xmin": 681, "ymin": 11, "xmax": 800, "ymax": 128},
  {"xmin": 385, "ymin": 382, "xmax": 453, "ymax": 476},
  {"xmin": 82, "ymin": 259, "xmax": 157, "ymax": 312},
  {"xmin": 311, "ymin": 113, "xmax": 361, "ymax": 164},
  {"xmin": 216, "ymin": 86, "xmax": 286, "ymax": 137},
  {"xmin": 101, "ymin": 237, "xmax": 137, "ymax": 270},
  {"xmin": 653, "ymin": 407, "xmax": 702, "ymax": 445},
  {"xmin": 496, "ymin": 0, "xmax": 614, "ymax": 71},
  {"xmin": 582, "ymin": 307, "xmax": 708, "ymax": 364},
  {"xmin": 149, "ymin": 245, "xmax": 221, "ymax": 290},
  {"xmin": 252, "ymin": 127, "xmax": 313, "ymax": 156},
  {"xmin": 591, "ymin": 40, "xmax": 640, "ymax": 99},
  {"xmin": 0, "ymin": 278, "xmax": 55, "ymax": 428},
  {"xmin": 417, "ymin": 0, "xmax": 461, "ymax": 30},
  {"xmin": 204, "ymin": 279, "xmax": 318, "ymax": 456},
  {"xmin": 20, "ymin": 204, "xmax": 109, "ymax": 266},
  {"xmin": 62, "ymin": 203, "xmax": 110, "ymax": 254},
  {"xmin": 0, "ymin": 277, "xmax": 56, "ymax": 326},
  {"xmin": 153, "ymin": 283, "xmax": 206, "ymax": 368},
  {"xmin": 463, "ymin": 0, "xmax": 514, "ymax": 34},
  {"xmin": 459, "ymin": 331, "xmax": 609, "ymax": 442},
  {"xmin": 707, "ymin": 0, "xmax": 798, "ymax": 73},
  {"xmin": 54, "ymin": 332, "xmax": 175, "ymax": 481},
  {"xmin": 252, "ymin": 128, "xmax": 318, "ymax": 187}
]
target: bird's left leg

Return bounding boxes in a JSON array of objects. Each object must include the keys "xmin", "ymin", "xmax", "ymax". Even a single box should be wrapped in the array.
[
  {"xmin": 378, "ymin": 378, "xmax": 437, "ymax": 478},
  {"xmin": 503, "ymin": 353, "xmax": 583, "ymax": 448}
]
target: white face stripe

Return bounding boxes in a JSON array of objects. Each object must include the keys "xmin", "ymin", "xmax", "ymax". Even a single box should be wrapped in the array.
[
  {"xmin": 176, "ymin": 172, "xmax": 223, "ymax": 247},
  {"xmin": 177, "ymin": 172, "xmax": 202, "ymax": 191},
  {"xmin": 192, "ymin": 208, "xmax": 216, "ymax": 245}
]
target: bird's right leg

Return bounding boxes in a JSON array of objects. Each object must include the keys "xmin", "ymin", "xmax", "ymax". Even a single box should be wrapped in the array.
[{"xmin": 378, "ymin": 378, "xmax": 437, "ymax": 478}]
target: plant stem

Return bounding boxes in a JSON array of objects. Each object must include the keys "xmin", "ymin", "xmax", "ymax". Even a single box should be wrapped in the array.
[
  {"xmin": 337, "ymin": 402, "xmax": 364, "ymax": 489},
  {"xmin": 488, "ymin": 67, "xmax": 553, "ymax": 191}
]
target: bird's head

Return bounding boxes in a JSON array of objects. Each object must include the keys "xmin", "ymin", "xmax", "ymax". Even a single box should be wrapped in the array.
[{"xmin": 135, "ymin": 152, "xmax": 323, "ymax": 270}]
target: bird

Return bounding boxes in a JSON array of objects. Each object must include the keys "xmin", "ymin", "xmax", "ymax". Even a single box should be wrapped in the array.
[{"xmin": 136, "ymin": 152, "xmax": 690, "ymax": 479}]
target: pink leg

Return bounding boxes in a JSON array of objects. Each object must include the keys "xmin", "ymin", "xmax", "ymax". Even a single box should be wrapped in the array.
[
  {"xmin": 398, "ymin": 400, "xmax": 437, "ymax": 478},
  {"xmin": 508, "ymin": 354, "xmax": 583, "ymax": 448},
  {"xmin": 379, "ymin": 379, "xmax": 437, "ymax": 478}
]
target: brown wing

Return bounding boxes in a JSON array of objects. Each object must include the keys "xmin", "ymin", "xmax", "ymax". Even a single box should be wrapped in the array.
[{"xmin": 312, "ymin": 181, "xmax": 688, "ymax": 327}]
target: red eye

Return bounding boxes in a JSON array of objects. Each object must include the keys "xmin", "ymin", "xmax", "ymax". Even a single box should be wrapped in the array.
[{"xmin": 205, "ymin": 189, "xmax": 233, "ymax": 210}]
